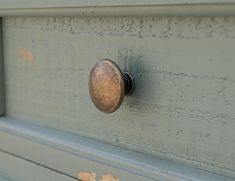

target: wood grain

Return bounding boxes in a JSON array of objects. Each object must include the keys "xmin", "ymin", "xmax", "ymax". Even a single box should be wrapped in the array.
[{"xmin": 2, "ymin": 16, "xmax": 235, "ymax": 177}]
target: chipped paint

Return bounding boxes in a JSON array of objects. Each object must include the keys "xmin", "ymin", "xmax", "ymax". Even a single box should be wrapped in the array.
[
  {"xmin": 19, "ymin": 48, "xmax": 33, "ymax": 61},
  {"xmin": 78, "ymin": 172, "xmax": 120, "ymax": 181},
  {"xmin": 19, "ymin": 48, "xmax": 36, "ymax": 66},
  {"xmin": 78, "ymin": 172, "xmax": 96, "ymax": 181},
  {"xmin": 99, "ymin": 174, "xmax": 120, "ymax": 181}
]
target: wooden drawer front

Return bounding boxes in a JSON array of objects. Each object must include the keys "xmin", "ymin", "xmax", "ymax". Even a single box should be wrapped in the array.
[{"xmin": 3, "ymin": 16, "xmax": 235, "ymax": 177}]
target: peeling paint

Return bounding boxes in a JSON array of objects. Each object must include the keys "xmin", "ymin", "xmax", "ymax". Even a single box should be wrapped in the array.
[
  {"xmin": 78, "ymin": 172, "xmax": 120, "ymax": 181},
  {"xmin": 99, "ymin": 174, "xmax": 120, "ymax": 181},
  {"xmin": 78, "ymin": 172, "xmax": 96, "ymax": 181},
  {"xmin": 19, "ymin": 48, "xmax": 33, "ymax": 61},
  {"xmin": 19, "ymin": 48, "xmax": 36, "ymax": 66}
]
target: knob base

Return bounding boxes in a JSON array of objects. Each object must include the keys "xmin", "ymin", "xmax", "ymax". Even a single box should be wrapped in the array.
[{"xmin": 123, "ymin": 71, "xmax": 135, "ymax": 96}]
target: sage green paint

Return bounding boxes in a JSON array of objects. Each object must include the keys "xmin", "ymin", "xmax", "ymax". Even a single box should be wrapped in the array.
[
  {"xmin": 3, "ymin": 16, "xmax": 235, "ymax": 178},
  {"xmin": 0, "ymin": 117, "xmax": 234, "ymax": 181},
  {"xmin": 1, "ymin": 4, "xmax": 235, "ymax": 16},
  {"xmin": 1, "ymin": 0, "xmax": 235, "ymax": 17},
  {"xmin": 0, "ymin": 176, "xmax": 10, "ymax": 181},
  {"xmin": 0, "ymin": 0, "xmax": 235, "ymax": 9},
  {"xmin": 0, "ymin": 19, "xmax": 4, "ymax": 116},
  {"xmin": 0, "ymin": 150, "xmax": 76, "ymax": 181}
]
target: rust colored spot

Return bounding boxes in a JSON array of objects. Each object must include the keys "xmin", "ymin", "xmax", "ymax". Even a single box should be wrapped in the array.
[
  {"xmin": 19, "ymin": 48, "xmax": 33, "ymax": 61},
  {"xmin": 99, "ymin": 174, "xmax": 120, "ymax": 181},
  {"xmin": 78, "ymin": 172, "xmax": 97, "ymax": 181},
  {"xmin": 19, "ymin": 48, "xmax": 36, "ymax": 66}
]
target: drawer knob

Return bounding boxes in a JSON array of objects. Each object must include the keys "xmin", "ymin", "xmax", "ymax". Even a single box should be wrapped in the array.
[{"xmin": 89, "ymin": 59, "xmax": 134, "ymax": 113}]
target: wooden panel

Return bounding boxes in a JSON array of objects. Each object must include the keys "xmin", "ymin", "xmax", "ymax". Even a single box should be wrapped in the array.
[
  {"xmin": 0, "ymin": 151, "xmax": 76, "ymax": 181},
  {"xmin": 0, "ymin": 19, "xmax": 4, "ymax": 116},
  {"xmin": 0, "ymin": 117, "xmax": 234, "ymax": 181},
  {"xmin": 3, "ymin": 16, "xmax": 235, "ymax": 177}
]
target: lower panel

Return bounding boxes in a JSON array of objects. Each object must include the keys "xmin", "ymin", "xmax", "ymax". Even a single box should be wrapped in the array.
[
  {"xmin": 0, "ymin": 176, "xmax": 10, "ymax": 181},
  {"xmin": 0, "ymin": 116, "xmax": 234, "ymax": 181},
  {"xmin": 0, "ymin": 150, "xmax": 75, "ymax": 181}
]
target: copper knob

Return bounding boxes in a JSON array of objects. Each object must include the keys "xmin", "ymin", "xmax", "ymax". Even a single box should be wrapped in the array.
[{"xmin": 89, "ymin": 59, "xmax": 135, "ymax": 113}]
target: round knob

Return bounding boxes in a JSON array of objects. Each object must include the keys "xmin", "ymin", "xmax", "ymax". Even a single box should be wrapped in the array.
[{"xmin": 89, "ymin": 59, "xmax": 135, "ymax": 113}]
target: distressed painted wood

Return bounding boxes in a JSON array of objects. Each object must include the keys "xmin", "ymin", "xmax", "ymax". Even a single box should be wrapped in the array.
[
  {"xmin": 0, "ymin": 6, "xmax": 235, "ymax": 17},
  {"xmin": 1, "ymin": 1, "xmax": 235, "ymax": 16},
  {"xmin": 0, "ymin": 19, "xmax": 4, "ymax": 116},
  {"xmin": 0, "ymin": 150, "xmax": 76, "ymax": 181},
  {"xmin": 3, "ymin": 16, "xmax": 235, "ymax": 178},
  {"xmin": 1, "ymin": 0, "xmax": 235, "ymax": 8},
  {"xmin": 0, "ymin": 117, "xmax": 234, "ymax": 181}
]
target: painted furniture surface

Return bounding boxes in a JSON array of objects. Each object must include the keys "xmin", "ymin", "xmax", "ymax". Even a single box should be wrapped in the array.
[
  {"xmin": 0, "ymin": 1, "xmax": 235, "ymax": 181},
  {"xmin": 0, "ymin": 19, "xmax": 4, "ymax": 116}
]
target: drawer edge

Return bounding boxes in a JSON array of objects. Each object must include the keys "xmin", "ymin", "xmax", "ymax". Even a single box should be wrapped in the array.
[{"xmin": 1, "ymin": 4, "xmax": 235, "ymax": 16}]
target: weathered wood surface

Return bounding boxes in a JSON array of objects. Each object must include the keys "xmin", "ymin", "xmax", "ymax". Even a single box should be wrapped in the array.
[
  {"xmin": 0, "ymin": 150, "xmax": 76, "ymax": 181},
  {"xmin": 0, "ymin": 19, "xmax": 4, "ymax": 116},
  {"xmin": 3, "ymin": 16, "xmax": 235, "ymax": 177},
  {"xmin": 0, "ymin": 117, "xmax": 234, "ymax": 181}
]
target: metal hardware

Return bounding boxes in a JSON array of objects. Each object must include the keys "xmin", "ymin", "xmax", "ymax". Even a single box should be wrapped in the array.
[{"xmin": 89, "ymin": 59, "xmax": 135, "ymax": 113}]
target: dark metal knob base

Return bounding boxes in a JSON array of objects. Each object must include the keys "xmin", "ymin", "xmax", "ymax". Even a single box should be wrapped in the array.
[{"xmin": 123, "ymin": 71, "xmax": 135, "ymax": 96}]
